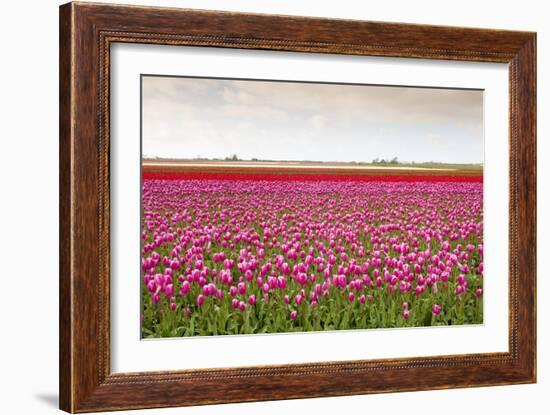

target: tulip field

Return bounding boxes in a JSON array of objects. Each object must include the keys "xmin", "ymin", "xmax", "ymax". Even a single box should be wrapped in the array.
[{"xmin": 140, "ymin": 166, "xmax": 483, "ymax": 338}]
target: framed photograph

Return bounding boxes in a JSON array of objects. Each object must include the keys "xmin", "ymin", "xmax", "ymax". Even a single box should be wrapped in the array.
[{"xmin": 59, "ymin": 2, "xmax": 536, "ymax": 412}]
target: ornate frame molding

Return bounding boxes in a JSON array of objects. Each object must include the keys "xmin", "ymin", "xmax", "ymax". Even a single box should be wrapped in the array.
[{"xmin": 60, "ymin": 2, "xmax": 536, "ymax": 412}]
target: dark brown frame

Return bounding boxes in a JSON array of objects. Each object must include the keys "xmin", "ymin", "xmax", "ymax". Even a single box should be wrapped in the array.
[{"xmin": 59, "ymin": 2, "xmax": 536, "ymax": 412}]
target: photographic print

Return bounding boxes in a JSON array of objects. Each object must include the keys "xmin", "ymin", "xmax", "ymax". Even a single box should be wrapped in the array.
[{"xmin": 140, "ymin": 75, "xmax": 484, "ymax": 338}]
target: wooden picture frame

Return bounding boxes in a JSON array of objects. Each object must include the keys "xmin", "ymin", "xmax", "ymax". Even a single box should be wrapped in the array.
[{"xmin": 59, "ymin": 2, "xmax": 536, "ymax": 412}]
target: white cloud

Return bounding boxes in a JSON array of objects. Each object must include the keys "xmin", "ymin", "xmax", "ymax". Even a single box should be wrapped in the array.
[
  {"xmin": 142, "ymin": 76, "xmax": 483, "ymax": 163},
  {"xmin": 310, "ymin": 114, "xmax": 327, "ymax": 130}
]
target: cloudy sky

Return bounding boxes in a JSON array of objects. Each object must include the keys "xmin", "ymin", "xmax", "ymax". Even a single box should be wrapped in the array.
[{"xmin": 142, "ymin": 75, "xmax": 483, "ymax": 164}]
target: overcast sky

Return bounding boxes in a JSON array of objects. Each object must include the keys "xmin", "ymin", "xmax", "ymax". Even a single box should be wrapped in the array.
[{"xmin": 142, "ymin": 75, "xmax": 483, "ymax": 164}]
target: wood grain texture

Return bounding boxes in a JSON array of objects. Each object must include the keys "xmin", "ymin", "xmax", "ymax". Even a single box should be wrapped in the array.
[
  {"xmin": 59, "ymin": 2, "xmax": 537, "ymax": 412},
  {"xmin": 59, "ymin": 3, "xmax": 73, "ymax": 412}
]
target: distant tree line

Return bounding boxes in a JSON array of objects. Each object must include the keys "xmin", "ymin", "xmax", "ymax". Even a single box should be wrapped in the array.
[{"xmin": 371, "ymin": 157, "xmax": 400, "ymax": 164}]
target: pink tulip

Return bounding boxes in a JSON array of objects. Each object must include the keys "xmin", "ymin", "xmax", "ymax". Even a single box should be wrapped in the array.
[
  {"xmin": 237, "ymin": 282, "xmax": 246, "ymax": 295},
  {"xmin": 165, "ymin": 284, "xmax": 174, "ymax": 297},
  {"xmin": 180, "ymin": 280, "xmax": 190, "ymax": 295}
]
